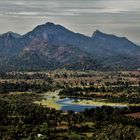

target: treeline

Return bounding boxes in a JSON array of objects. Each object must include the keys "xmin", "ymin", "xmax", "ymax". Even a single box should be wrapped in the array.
[
  {"xmin": 0, "ymin": 72, "xmax": 51, "ymax": 80},
  {"xmin": 0, "ymin": 81, "xmax": 54, "ymax": 94}
]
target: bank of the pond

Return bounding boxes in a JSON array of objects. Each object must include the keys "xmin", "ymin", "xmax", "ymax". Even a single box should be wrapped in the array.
[{"xmin": 34, "ymin": 99, "xmax": 61, "ymax": 110}]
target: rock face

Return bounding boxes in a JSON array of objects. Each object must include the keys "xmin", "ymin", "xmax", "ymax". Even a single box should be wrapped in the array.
[{"xmin": 0, "ymin": 22, "xmax": 140, "ymax": 71}]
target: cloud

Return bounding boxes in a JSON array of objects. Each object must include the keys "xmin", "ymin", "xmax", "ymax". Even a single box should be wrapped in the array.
[
  {"xmin": 0, "ymin": 0, "xmax": 140, "ymax": 42},
  {"xmin": 0, "ymin": 0, "xmax": 140, "ymax": 17}
]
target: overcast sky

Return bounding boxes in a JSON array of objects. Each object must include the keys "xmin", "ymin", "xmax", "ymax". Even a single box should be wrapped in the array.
[{"xmin": 0, "ymin": 0, "xmax": 140, "ymax": 42}]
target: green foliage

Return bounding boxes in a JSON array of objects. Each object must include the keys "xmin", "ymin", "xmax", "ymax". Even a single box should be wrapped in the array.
[{"xmin": 94, "ymin": 124, "xmax": 140, "ymax": 140}]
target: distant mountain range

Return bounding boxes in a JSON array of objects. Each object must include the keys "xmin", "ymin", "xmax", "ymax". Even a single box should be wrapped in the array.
[{"xmin": 0, "ymin": 22, "xmax": 140, "ymax": 71}]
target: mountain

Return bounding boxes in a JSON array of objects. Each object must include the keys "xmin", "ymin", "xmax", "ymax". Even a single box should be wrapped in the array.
[
  {"xmin": 0, "ymin": 22, "xmax": 140, "ymax": 71},
  {"xmin": 90, "ymin": 30, "xmax": 140, "ymax": 69},
  {"xmin": 91, "ymin": 30, "xmax": 140, "ymax": 55},
  {"xmin": 0, "ymin": 31, "xmax": 23, "ymax": 57}
]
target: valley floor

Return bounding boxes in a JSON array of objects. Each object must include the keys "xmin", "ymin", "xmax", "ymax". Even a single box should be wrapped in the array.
[{"xmin": 0, "ymin": 70, "xmax": 140, "ymax": 139}]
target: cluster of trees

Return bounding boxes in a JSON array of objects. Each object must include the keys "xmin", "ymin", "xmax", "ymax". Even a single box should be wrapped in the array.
[
  {"xmin": 0, "ymin": 80, "xmax": 54, "ymax": 94},
  {"xmin": 0, "ymin": 72, "xmax": 51, "ymax": 80}
]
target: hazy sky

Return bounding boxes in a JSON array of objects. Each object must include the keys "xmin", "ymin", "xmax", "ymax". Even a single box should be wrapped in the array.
[{"xmin": 0, "ymin": 0, "xmax": 140, "ymax": 42}]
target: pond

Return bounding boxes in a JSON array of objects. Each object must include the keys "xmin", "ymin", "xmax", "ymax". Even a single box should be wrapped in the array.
[
  {"xmin": 56, "ymin": 98, "xmax": 97, "ymax": 112},
  {"xmin": 43, "ymin": 91, "xmax": 127, "ymax": 112}
]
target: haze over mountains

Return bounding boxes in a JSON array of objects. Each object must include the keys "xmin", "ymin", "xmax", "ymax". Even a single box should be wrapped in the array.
[{"xmin": 0, "ymin": 22, "xmax": 140, "ymax": 71}]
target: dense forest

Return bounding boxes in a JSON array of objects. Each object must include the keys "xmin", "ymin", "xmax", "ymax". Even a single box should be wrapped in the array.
[{"xmin": 1, "ymin": 93, "xmax": 140, "ymax": 140}]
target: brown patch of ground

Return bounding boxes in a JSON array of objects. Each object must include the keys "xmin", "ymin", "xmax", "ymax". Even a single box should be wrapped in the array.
[{"xmin": 125, "ymin": 112, "xmax": 140, "ymax": 119}]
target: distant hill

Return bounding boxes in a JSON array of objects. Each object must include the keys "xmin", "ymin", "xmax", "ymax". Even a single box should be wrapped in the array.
[{"xmin": 0, "ymin": 22, "xmax": 140, "ymax": 71}]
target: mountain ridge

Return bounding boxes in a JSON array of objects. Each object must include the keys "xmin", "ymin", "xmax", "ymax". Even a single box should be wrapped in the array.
[{"xmin": 0, "ymin": 22, "xmax": 140, "ymax": 71}]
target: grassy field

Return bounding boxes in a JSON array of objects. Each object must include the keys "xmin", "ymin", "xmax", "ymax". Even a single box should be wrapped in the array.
[
  {"xmin": 34, "ymin": 99, "xmax": 61, "ymax": 110},
  {"xmin": 72, "ymin": 99, "xmax": 128, "ymax": 107},
  {"xmin": 34, "ymin": 90, "xmax": 61, "ymax": 110}
]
